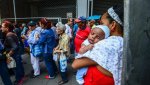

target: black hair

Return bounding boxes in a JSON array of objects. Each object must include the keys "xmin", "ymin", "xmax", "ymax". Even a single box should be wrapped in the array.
[{"xmin": 113, "ymin": 4, "xmax": 123, "ymax": 24}]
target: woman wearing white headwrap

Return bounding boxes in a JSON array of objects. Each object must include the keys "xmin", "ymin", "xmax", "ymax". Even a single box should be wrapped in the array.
[{"xmin": 72, "ymin": 4, "xmax": 123, "ymax": 85}]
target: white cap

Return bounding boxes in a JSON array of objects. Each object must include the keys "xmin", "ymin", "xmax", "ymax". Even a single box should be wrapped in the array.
[{"xmin": 95, "ymin": 25, "xmax": 110, "ymax": 38}]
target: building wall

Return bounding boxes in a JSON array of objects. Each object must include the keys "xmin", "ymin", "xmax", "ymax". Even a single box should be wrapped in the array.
[
  {"xmin": 37, "ymin": 0, "xmax": 76, "ymax": 18},
  {"xmin": 93, "ymin": 0, "xmax": 123, "ymax": 15},
  {"xmin": 123, "ymin": 0, "xmax": 150, "ymax": 85},
  {"xmin": 1, "ymin": 0, "xmax": 30, "ymax": 18}
]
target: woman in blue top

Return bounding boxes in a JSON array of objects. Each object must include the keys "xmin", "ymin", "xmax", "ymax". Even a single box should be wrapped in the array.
[{"xmin": 38, "ymin": 18, "xmax": 57, "ymax": 79}]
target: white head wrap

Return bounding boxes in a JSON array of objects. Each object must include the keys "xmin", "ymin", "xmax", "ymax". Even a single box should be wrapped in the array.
[
  {"xmin": 95, "ymin": 25, "xmax": 110, "ymax": 39},
  {"xmin": 108, "ymin": 7, "xmax": 123, "ymax": 26}
]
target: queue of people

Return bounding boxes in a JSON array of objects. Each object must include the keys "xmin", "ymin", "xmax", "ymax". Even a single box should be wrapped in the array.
[{"xmin": 0, "ymin": 4, "xmax": 123, "ymax": 85}]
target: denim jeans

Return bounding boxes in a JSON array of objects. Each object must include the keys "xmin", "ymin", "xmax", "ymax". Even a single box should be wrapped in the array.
[
  {"xmin": 58, "ymin": 61, "xmax": 68, "ymax": 81},
  {"xmin": 43, "ymin": 53, "xmax": 57, "ymax": 77},
  {"xmin": 0, "ymin": 61, "xmax": 12, "ymax": 85}
]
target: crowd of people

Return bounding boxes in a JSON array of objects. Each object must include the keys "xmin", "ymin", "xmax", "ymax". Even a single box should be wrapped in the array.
[{"xmin": 0, "ymin": 4, "xmax": 123, "ymax": 85}]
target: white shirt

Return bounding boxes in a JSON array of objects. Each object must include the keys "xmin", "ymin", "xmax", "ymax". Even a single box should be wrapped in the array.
[
  {"xmin": 86, "ymin": 36, "xmax": 123, "ymax": 85},
  {"xmin": 65, "ymin": 24, "xmax": 72, "ymax": 38}
]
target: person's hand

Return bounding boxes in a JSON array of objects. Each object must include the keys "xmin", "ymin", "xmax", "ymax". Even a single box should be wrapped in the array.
[
  {"xmin": 87, "ymin": 44, "xmax": 94, "ymax": 50},
  {"xmin": 8, "ymin": 50, "xmax": 14, "ymax": 56},
  {"xmin": 6, "ymin": 54, "xmax": 12, "ymax": 64},
  {"xmin": 21, "ymin": 35, "xmax": 27, "ymax": 39},
  {"xmin": 53, "ymin": 47, "xmax": 57, "ymax": 53},
  {"xmin": 55, "ymin": 50, "xmax": 62, "ymax": 53}
]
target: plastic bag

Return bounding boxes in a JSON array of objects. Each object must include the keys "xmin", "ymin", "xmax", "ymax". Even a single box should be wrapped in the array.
[
  {"xmin": 59, "ymin": 52, "xmax": 67, "ymax": 72},
  {"xmin": 53, "ymin": 53, "xmax": 58, "ymax": 61},
  {"xmin": 6, "ymin": 54, "xmax": 16, "ymax": 69},
  {"xmin": 32, "ymin": 44, "xmax": 43, "ymax": 57}
]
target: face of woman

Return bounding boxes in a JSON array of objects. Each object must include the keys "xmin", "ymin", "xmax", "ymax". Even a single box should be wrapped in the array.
[
  {"xmin": 56, "ymin": 28, "xmax": 63, "ymax": 35},
  {"xmin": 1, "ymin": 23, "xmax": 8, "ymax": 33},
  {"xmin": 100, "ymin": 13, "xmax": 111, "ymax": 28}
]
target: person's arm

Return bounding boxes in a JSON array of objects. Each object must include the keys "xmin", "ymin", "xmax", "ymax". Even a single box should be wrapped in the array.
[
  {"xmin": 5, "ymin": 36, "xmax": 16, "ymax": 56},
  {"xmin": 72, "ymin": 57, "xmax": 113, "ymax": 77},
  {"xmin": 79, "ymin": 44, "xmax": 94, "ymax": 54},
  {"xmin": 96, "ymin": 65, "xmax": 113, "ymax": 77},
  {"xmin": 72, "ymin": 57, "xmax": 97, "ymax": 69}
]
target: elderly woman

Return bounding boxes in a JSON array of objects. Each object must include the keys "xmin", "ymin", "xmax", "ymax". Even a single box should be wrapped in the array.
[
  {"xmin": 54, "ymin": 22, "xmax": 70, "ymax": 85},
  {"xmin": 72, "ymin": 4, "xmax": 123, "ymax": 85},
  {"xmin": 37, "ymin": 18, "xmax": 57, "ymax": 79}
]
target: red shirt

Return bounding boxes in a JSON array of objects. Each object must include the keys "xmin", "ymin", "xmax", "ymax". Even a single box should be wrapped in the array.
[
  {"xmin": 74, "ymin": 26, "xmax": 91, "ymax": 53},
  {"xmin": 84, "ymin": 66, "xmax": 114, "ymax": 85}
]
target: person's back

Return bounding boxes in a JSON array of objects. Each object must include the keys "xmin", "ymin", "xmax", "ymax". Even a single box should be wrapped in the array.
[
  {"xmin": 38, "ymin": 29, "xmax": 56, "ymax": 53},
  {"xmin": 4, "ymin": 32, "xmax": 19, "ymax": 52},
  {"xmin": 42, "ymin": 28, "xmax": 56, "ymax": 53}
]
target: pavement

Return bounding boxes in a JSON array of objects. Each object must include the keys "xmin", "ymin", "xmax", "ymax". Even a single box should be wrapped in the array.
[{"xmin": 0, "ymin": 53, "xmax": 79, "ymax": 85}]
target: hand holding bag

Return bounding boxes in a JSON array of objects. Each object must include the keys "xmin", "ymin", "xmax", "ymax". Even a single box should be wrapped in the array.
[{"xmin": 6, "ymin": 54, "xmax": 16, "ymax": 69}]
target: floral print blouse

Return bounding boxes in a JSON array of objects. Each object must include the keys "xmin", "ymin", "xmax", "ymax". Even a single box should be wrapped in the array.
[
  {"xmin": 86, "ymin": 36, "xmax": 123, "ymax": 85},
  {"xmin": 58, "ymin": 33, "xmax": 70, "ymax": 56}
]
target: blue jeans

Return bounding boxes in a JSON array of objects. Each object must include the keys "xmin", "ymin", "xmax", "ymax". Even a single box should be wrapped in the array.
[
  {"xmin": 0, "ymin": 61, "xmax": 12, "ymax": 85},
  {"xmin": 13, "ymin": 53, "xmax": 25, "ymax": 81},
  {"xmin": 58, "ymin": 61, "xmax": 68, "ymax": 81},
  {"xmin": 43, "ymin": 53, "xmax": 57, "ymax": 77}
]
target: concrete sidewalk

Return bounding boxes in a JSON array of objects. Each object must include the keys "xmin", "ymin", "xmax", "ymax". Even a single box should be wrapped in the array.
[{"xmin": 0, "ymin": 53, "xmax": 78, "ymax": 85}]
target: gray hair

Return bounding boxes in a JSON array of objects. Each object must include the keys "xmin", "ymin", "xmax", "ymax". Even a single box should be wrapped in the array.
[{"xmin": 56, "ymin": 22, "xmax": 66, "ymax": 31}]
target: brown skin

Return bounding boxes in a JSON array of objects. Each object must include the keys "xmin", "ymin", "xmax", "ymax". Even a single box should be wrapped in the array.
[
  {"xmin": 72, "ymin": 12, "xmax": 123, "ymax": 77},
  {"xmin": 79, "ymin": 28, "xmax": 105, "ymax": 54},
  {"xmin": 88, "ymin": 28, "xmax": 105, "ymax": 44},
  {"xmin": 89, "ymin": 20, "xmax": 95, "ymax": 28},
  {"xmin": 1, "ymin": 23, "xmax": 9, "ymax": 33}
]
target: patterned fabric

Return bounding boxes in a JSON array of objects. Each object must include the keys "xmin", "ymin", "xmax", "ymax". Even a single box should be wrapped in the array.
[
  {"xmin": 27, "ymin": 29, "xmax": 40, "ymax": 45},
  {"xmin": 86, "ymin": 36, "xmax": 123, "ymax": 85},
  {"xmin": 58, "ymin": 33, "xmax": 70, "ymax": 56}
]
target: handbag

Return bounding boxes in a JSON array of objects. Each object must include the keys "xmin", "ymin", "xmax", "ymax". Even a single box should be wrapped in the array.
[{"xmin": 59, "ymin": 52, "xmax": 67, "ymax": 72}]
